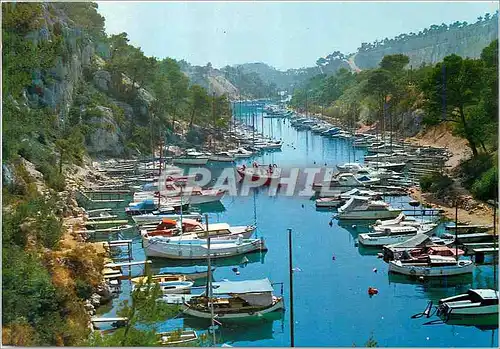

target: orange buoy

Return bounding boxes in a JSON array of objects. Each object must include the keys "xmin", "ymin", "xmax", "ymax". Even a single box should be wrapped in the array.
[{"xmin": 368, "ymin": 287, "xmax": 379, "ymax": 295}]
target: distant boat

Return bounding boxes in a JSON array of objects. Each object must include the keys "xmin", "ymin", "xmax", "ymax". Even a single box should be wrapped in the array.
[
  {"xmin": 228, "ymin": 147, "xmax": 254, "ymax": 158},
  {"xmin": 337, "ymin": 196, "xmax": 402, "ymax": 220},
  {"xmin": 358, "ymin": 224, "xmax": 436, "ymax": 246},
  {"xmin": 236, "ymin": 163, "xmax": 281, "ymax": 186},
  {"xmin": 315, "ymin": 197, "xmax": 344, "ymax": 208},
  {"xmin": 173, "ymin": 151, "xmax": 210, "ymax": 165},
  {"xmin": 209, "ymin": 152, "xmax": 236, "ymax": 162},
  {"xmin": 388, "ymin": 255, "xmax": 474, "ymax": 277},
  {"xmin": 132, "ymin": 213, "xmax": 202, "ymax": 224},
  {"xmin": 133, "ymin": 280, "xmax": 194, "ymax": 294}
]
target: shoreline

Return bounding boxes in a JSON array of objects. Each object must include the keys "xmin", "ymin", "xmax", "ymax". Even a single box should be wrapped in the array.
[{"xmin": 408, "ymin": 186, "xmax": 495, "ymax": 228}]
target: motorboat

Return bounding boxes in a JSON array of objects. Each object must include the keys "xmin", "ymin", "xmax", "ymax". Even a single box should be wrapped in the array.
[
  {"xmin": 358, "ymin": 224, "xmax": 436, "ymax": 246},
  {"xmin": 125, "ymin": 199, "xmax": 190, "ymax": 216},
  {"xmin": 209, "ymin": 152, "xmax": 235, "ymax": 162},
  {"xmin": 437, "ymin": 289, "xmax": 499, "ymax": 318},
  {"xmin": 315, "ymin": 197, "xmax": 344, "ymax": 208},
  {"xmin": 339, "ymin": 188, "xmax": 383, "ymax": 200},
  {"xmin": 336, "ymin": 196, "xmax": 402, "ymax": 220},
  {"xmin": 133, "ymin": 280, "xmax": 194, "ymax": 294},
  {"xmin": 157, "ymin": 330, "xmax": 198, "ymax": 345},
  {"xmin": 236, "ymin": 163, "xmax": 281, "ymax": 186},
  {"xmin": 388, "ymin": 255, "xmax": 474, "ymax": 277},
  {"xmin": 132, "ymin": 213, "xmax": 202, "ymax": 224},
  {"xmin": 142, "ymin": 235, "xmax": 266, "ymax": 260},
  {"xmin": 131, "ymin": 274, "xmax": 187, "ymax": 284},
  {"xmin": 228, "ymin": 147, "xmax": 254, "ymax": 158},
  {"xmin": 173, "ymin": 151, "xmax": 210, "ymax": 165},
  {"xmin": 182, "ymin": 278, "xmax": 284, "ymax": 320},
  {"xmin": 313, "ymin": 173, "xmax": 380, "ymax": 192},
  {"xmin": 161, "ymin": 183, "xmax": 226, "ymax": 204}
]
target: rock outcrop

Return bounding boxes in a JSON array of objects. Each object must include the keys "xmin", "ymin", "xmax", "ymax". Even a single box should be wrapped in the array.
[
  {"xmin": 86, "ymin": 106, "xmax": 124, "ymax": 157},
  {"xmin": 354, "ymin": 16, "xmax": 498, "ymax": 69}
]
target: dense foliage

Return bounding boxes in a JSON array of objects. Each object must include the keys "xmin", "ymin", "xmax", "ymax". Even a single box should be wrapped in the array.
[
  {"xmin": 291, "ymin": 40, "xmax": 498, "ymax": 201},
  {"xmin": 221, "ymin": 65, "xmax": 278, "ymax": 98},
  {"xmin": 2, "ymin": 2, "xmax": 225, "ymax": 346}
]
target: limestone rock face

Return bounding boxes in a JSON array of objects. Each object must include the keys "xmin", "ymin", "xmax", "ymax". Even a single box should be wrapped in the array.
[
  {"xmin": 93, "ymin": 70, "xmax": 111, "ymax": 92},
  {"xmin": 86, "ymin": 106, "xmax": 124, "ymax": 157},
  {"xmin": 354, "ymin": 19, "xmax": 498, "ymax": 69}
]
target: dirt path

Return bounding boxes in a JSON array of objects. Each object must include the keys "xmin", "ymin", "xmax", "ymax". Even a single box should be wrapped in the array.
[
  {"xmin": 405, "ymin": 123, "xmax": 471, "ymax": 169},
  {"xmin": 405, "ymin": 123, "xmax": 495, "ymax": 228},
  {"xmin": 408, "ymin": 187, "xmax": 494, "ymax": 227}
]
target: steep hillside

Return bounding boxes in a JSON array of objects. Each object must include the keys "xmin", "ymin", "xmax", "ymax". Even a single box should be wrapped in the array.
[
  {"xmin": 177, "ymin": 60, "xmax": 279, "ymax": 99},
  {"xmin": 234, "ymin": 62, "xmax": 325, "ymax": 92},
  {"xmin": 354, "ymin": 12, "xmax": 498, "ymax": 69}
]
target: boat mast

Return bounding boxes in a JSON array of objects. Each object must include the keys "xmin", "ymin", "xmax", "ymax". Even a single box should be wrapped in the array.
[
  {"xmin": 455, "ymin": 199, "xmax": 459, "ymax": 261},
  {"xmin": 179, "ymin": 186, "xmax": 183, "ymax": 232},
  {"xmin": 288, "ymin": 228, "xmax": 295, "ymax": 347},
  {"xmin": 261, "ymin": 104, "xmax": 264, "ymax": 136},
  {"xmin": 204, "ymin": 214, "xmax": 216, "ymax": 345},
  {"xmin": 212, "ymin": 92, "xmax": 216, "ymax": 153},
  {"xmin": 252, "ymin": 112, "xmax": 255, "ymax": 148}
]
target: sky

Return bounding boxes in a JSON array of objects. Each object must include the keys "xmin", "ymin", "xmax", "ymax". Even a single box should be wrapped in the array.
[{"xmin": 96, "ymin": 1, "xmax": 499, "ymax": 70}]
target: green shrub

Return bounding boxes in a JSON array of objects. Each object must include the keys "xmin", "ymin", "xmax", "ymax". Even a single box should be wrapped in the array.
[
  {"xmin": 420, "ymin": 172, "xmax": 453, "ymax": 196},
  {"xmin": 75, "ymin": 279, "xmax": 93, "ymax": 300},
  {"xmin": 458, "ymin": 154, "xmax": 495, "ymax": 188},
  {"xmin": 471, "ymin": 166, "xmax": 498, "ymax": 201}
]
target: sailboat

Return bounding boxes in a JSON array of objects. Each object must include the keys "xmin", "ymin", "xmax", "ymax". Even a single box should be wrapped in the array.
[{"xmin": 182, "ymin": 278, "xmax": 285, "ymax": 320}]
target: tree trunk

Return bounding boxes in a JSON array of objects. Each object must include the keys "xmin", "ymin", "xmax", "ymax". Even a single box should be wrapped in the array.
[
  {"xmin": 189, "ymin": 107, "xmax": 196, "ymax": 129},
  {"xmin": 479, "ymin": 139, "xmax": 487, "ymax": 153},
  {"xmin": 59, "ymin": 150, "xmax": 63, "ymax": 174},
  {"xmin": 459, "ymin": 105, "xmax": 478, "ymax": 157},
  {"xmin": 171, "ymin": 108, "xmax": 176, "ymax": 133}
]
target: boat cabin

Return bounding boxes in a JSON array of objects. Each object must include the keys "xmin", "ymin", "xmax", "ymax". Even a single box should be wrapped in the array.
[{"xmin": 439, "ymin": 289, "xmax": 499, "ymax": 306}]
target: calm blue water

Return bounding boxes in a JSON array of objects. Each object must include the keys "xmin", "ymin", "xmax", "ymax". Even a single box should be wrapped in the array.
[{"xmin": 96, "ymin": 103, "xmax": 498, "ymax": 347}]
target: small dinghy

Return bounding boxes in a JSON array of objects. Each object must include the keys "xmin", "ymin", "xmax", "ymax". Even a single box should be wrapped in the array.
[
  {"xmin": 158, "ymin": 330, "xmax": 198, "ymax": 345},
  {"xmin": 133, "ymin": 280, "xmax": 194, "ymax": 294}
]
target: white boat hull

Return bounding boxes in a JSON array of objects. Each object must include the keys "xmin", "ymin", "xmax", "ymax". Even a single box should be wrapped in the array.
[
  {"xmin": 209, "ymin": 156, "xmax": 235, "ymax": 162},
  {"xmin": 182, "ymin": 298, "xmax": 284, "ymax": 319},
  {"xmin": 173, "ymin": 158, "xmax": 209, "ymax": 165},
  {"xmin": 443, "ymin": 304, "xmax": 498, "ymax": 316},
  {"xmin": 315, "ymin": 199, "xmax": 343, "ymax": 208},
  {"xmin": 358, "ymin": 232, "xmax": 419, "ymax": 246},
  {"xmin": 132, "ymin": 213, "xmax": 202, "ymax": 224},
  {"xmin": 388, "ymin": 260, "xmax": 474, "ymax": 277},
  {"xmin": 338, "ymin": 210, "xmax": 402, "ymax": 220},
  {"xmin": 143, "ymin": 238, "xmax": 265, "ymax": 260}
]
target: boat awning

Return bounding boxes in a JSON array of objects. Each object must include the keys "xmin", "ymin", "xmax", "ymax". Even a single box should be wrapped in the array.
[
  {"xmin": 211, "ymin": 278, "xmax": 274, "ymax": 294},
  {"xmin": 384, "ymin": 233, "xmax": 430, "ymax": 250}
]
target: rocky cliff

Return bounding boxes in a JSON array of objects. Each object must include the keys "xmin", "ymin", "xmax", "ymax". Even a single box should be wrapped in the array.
[
  {"xmin": 353, "ymin": 13, "xmax": 498, "ymax": 69},
  {"xmin": 18, "ymin": 3, "xmax": 157, "ymax": 158}
]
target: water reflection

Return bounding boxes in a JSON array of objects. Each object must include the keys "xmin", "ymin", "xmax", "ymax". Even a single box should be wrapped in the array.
[
  {"xmin": 183, "ymin": 310, "xmax": 285, "ymax": 344},
  {"xmin": 388, "ymin": 272, "xmax": 474, "ymax": 288},
  {"xmin": 442, "ymin": 316, "xmax": 498, "ymax": 331}
]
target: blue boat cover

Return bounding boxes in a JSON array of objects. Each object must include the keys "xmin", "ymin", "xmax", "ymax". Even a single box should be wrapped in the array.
[{"xmin": 211, "ymin": 278, "xmax": 274, "ymax": 294}]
